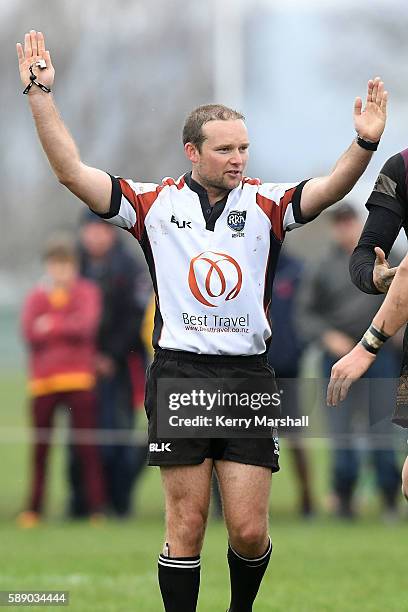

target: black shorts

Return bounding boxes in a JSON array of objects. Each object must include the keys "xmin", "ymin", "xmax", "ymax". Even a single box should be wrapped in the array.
[{"xmin": 145, "ymin": 348, "xmax": 280, "ymax": 472}]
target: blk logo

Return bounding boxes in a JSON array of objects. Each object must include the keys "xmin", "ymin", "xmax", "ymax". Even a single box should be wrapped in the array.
[
  {"xmin": 171, "ymin": 215, "xmax": 191, "ymax": 229},
  {"xmin": 188, "ymin": 251, "xmax": 243, "ymax": 307},
  {"xmin": 149, "ymin": 442, "xmax": 172, "ymax": 452}
]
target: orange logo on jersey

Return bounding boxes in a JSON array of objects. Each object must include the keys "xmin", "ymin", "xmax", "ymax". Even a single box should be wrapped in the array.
[{"xmin": 188, "ymin": 251, "xmax": 243, "ymax": 307}]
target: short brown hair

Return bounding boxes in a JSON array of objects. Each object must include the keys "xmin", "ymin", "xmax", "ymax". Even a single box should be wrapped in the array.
[
  {"xmin": 43, "ymin": 234, "xmax": 77, "ymax": 264},
  {"xmin": 182, "ymin": 104, "xmax": 245, "ymax": 151},
  {"xmin": 329, "ymin": 202, "xmax": 358, "ymax": 223}
]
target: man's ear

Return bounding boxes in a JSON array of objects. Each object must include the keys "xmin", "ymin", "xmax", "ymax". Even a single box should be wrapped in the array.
[{"xmin": 184, "ymin": 142, "xmax": 200, "ymax": 164}]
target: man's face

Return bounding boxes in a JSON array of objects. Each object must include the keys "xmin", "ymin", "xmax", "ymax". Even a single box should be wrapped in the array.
[
  {"xmin": 331, "ymin": 216, "xmax": 362, "ymax": 251},
  {"xmin": 80, "ymin": 222, "xmax": 116, "ymax": 258},
  {"xmin": 188, "ymin": 119, "xmax": 250, "ymax": 192}
]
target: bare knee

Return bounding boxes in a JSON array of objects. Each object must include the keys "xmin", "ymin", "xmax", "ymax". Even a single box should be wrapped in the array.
[
  {"xmin": 229, "ymin": 518, "xmax": 269, "ymax": 558},
  {"xmin": 161, "ymin": 461, "xmax": 212, "ymax": 556},
  {"xmin": 165, "ymin": 505, "xmax": 208, "ymax": 556}
]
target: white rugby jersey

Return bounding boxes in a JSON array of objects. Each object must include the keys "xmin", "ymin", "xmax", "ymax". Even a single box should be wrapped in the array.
[{"xmin": 98, "ymin": 172, "xmax": 312, "ymax": 355}]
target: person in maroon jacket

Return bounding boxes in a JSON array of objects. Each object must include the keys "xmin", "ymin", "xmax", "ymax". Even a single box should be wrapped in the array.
[{"xmin": 18, "ymin": 236, "xmax": 106, "ymax": 527}]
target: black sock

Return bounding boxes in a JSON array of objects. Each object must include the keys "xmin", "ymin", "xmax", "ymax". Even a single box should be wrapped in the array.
[
  {"xmin": 158, "ymin": 552, "xmax": 201, "ymax": 612},
  {"xmin": 227, "ymin": 538, "xmax": 272, "ymax": 612}
]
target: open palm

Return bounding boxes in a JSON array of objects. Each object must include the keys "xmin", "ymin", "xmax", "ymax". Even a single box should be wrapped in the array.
[
  {"xmin": 354, "ymin": 77, "xmax": 387, "ymax": 142},
  {"xmin": 17, "ymin": 31, "xmax": 54, "ymax": 93}
]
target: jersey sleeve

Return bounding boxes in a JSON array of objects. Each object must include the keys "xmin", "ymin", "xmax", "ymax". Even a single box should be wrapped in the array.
[
  {"xmin": 366, "ymin": 150, "xmax": 408, "ymax": 219},
  {"xmin": 350, "ymin": 205, "xmax": 402, "ymax": 294},
  {"xmin": 256, "ymin": 180, "xmax": 311, "ymax": 241},
  {"xmin": 97, "ymin": 175, "xmax": 160, "ymax": 241}
]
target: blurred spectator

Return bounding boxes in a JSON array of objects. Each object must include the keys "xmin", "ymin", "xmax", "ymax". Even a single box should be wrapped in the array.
[
  {"xmin": 296, "ymin": 203, "xmax": 401, "ymax": 519},
  {"xmin": 141, "ymin": 293, "xmax": 155, "ymax": 361},
  {"xmin": 18, "ymin": 236, "xmax": 106, "ymax": 528},
  {"xmin": 267, "ymin": 249, "xmax": 315, "ymax": 517},
  {"xmin": 68, "ymin": 212, "xmax": 149, "ymax": 518}
]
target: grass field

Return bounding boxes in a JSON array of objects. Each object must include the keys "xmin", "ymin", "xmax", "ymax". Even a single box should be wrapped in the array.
[{"xmin": 1, "ymin": 372, "xmax": 407, "ymax": 611}]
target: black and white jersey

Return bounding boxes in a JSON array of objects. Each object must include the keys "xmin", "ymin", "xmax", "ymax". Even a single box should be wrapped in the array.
[{"xmin": 99, "ymin": 172, "xmax": 311, "ymax": 355}]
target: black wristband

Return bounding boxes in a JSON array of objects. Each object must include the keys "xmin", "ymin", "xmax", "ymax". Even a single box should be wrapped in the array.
[
  {"xmin": 356, "ymin": 135, "xmax": 380, "ymax": 151},
  {"xmin": 360, "ymin": 337, "xmax": 379, "ymax": 354},
  {"xmin": 360, "ymin": 323, "xmax": 390, "ymax": 354},
  {"xmin": 368, "ymin": 324, "xmax": 389, "ymax": 344}
]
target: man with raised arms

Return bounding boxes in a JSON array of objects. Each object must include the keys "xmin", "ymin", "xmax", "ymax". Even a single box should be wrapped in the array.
[{"xmin": 18, "ymin": 30, "xmax": 388, "ymax": 612}]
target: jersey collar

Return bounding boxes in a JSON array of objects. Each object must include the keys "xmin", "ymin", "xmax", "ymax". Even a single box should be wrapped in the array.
[{"xmin": 184, "ymin": 171, "xmax": 230, "ymax": 232}]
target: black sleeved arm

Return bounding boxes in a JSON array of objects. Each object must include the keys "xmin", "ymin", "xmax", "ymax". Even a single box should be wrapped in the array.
[
  {"xmin": 349, "ymin": 150, "xmax": 407, "ymax": 294},
  {"xmin": 365, "ymin": 152, "xmax": 407, "ymax": 216},
  {"xmin": 349, "ymin": 206, "xmax": 402, "ymax": 294}
]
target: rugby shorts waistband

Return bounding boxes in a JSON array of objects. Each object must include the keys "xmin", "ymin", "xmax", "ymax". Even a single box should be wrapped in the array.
[{"xmin": 154, "ymin": 347, "xmax": 268, "ymax": 366}]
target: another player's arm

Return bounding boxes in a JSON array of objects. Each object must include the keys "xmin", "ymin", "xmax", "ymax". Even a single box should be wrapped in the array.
[
  {"xmin": 349, "ymin": 206, "xmax": 400, "ymax": 295},
  {"xmin": 17, "ymin": 30, "xmax": 111, "ymax": 214},
  {"xmin": 349, "ymin": 152, "xmax": 407, "ymax": 294},
  {"xmin": 370, "ymin": 252, "xmax": 408, "ymax": 336},
  {"xmin": 299, "ymin": 77, "xmax": 388, "ymax": 219},
  {"xmin": 327, "ymin": 251, "xmax": 408, "ymax": 406}
]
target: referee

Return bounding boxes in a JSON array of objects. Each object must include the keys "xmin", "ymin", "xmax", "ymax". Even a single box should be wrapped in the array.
[{"xmin": 18, "ymin": 30, "xmax": 388, "ymax": 612}]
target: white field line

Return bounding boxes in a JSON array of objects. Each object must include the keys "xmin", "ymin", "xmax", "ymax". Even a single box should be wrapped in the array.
[
  {"xmin": 0, "ymin": 428, "xmax": 405, "ymax": 449},
  {"xmin": 0, "ymin": 428, "xmax": 147, "ymax": 445},
  {"xmin": 0, "ymin": 572, "xmax": 156, "ymax": 586}
]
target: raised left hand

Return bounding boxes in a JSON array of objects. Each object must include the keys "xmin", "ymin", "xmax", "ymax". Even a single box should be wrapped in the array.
[
  {"xmin": 326, "ymin": 343, "xmax": 376, "ymax": 406},
  {"xmin": 353, "ymin": 77, "xmax": 388, "ymax": 143}
]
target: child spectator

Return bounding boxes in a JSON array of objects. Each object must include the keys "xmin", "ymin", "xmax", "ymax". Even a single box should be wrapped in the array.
[{"xmin": 18, "ymin": 236, "xmax": 106, "ymax": 527}]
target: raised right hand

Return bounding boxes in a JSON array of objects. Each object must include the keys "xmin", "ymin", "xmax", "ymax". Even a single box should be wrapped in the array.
[
  {"xmin": 16, "ymin": 31, "xmax": 54, "ymax": 94},
  {"xmin": 373, "ymin": 246, "xmax": 397, "ymax": 293}
]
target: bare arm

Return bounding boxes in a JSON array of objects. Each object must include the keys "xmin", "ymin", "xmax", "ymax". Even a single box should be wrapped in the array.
[
  {"xmin": 300, "ymin": 78, "xmax": 388, "ymax": 218},
  {"xmin": 372, "ymin": 252, "xmax": 408, "ymax": 336},
  {"xmin": 17, "ymin": 31, "xmax": 111, "ymax": 214},
  {"xmin": 327, "ymin": 251, "xmax": 408, "ymax": 406}
]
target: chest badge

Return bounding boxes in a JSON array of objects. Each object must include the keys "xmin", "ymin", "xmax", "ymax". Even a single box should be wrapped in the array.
[{"xmin": 227, "ymin": 210, "xmax": 246, "ymax": 237}]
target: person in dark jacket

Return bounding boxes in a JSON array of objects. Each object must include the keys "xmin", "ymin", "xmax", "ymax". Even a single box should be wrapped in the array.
[
  {"xmin": 267, "ymin": 250, "xmax": 314, "ymax": 517},
  {"xmin": 69, "ymin": 211, "xmax": 149, "ymax": 517}
]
